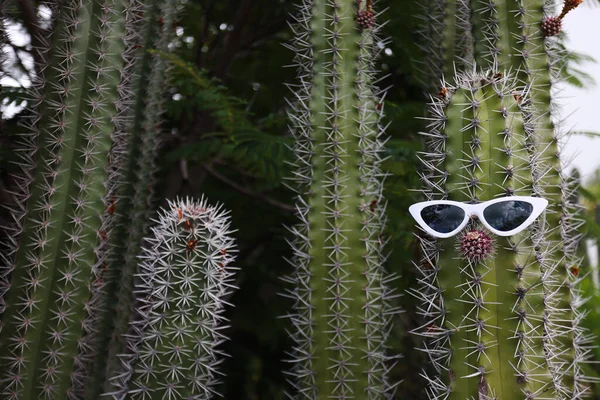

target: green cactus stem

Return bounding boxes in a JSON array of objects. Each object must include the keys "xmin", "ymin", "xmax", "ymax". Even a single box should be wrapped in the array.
[
  {"xmin": 416, "ymin": 0, "xmax": 473, "ymax": 88},
  {"xmin": 0, "ymin": 1, "xmax": 128, "ymax": 398},
  {"xmin": 68, "ymin": 1, "xmax": 146, "ymax": 397},
  {"xmin": 418, "ymin": 0, "xmax": 590, "ymax": 396},
  {"xmin": 104, "ymin": 197, "xmax": 237, "ymax": 400},
  {"xmin": 283, "ymin": 0, "xmax": 397, "ymax": 398},
  {"xmin": 413, "ymin": 70, "xmax": 553, "ymax": 399},
  {"xmin": 415, "ymin": 0, "xmax": 445, "ymax": 93}
]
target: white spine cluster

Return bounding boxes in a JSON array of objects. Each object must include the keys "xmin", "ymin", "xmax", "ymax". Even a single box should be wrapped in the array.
[
  {"xmin": 107, "ymin": 197, "xmax": 237, "ymax": 400},
  {"xmin": 412, "ymin": 71, "xmax": 554, "ymax": 399}
]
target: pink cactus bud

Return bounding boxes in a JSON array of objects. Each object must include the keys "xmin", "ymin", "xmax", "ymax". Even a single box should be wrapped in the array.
[
  {"xmin": 541, "ymin": 16, "xmax": 562, "ymax": 37},
  {"xmin": 459, "ymin": 229, "xmax": 493, "ymax": 263}
]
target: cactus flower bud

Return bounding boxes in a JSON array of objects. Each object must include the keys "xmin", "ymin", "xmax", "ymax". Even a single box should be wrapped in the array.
[{"xmin": 459, "ymin": 229, "xmax": 493, "ymax": 263}]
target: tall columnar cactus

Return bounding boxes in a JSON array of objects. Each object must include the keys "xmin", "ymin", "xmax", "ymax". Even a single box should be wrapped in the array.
[
  {"xmin": 89, "ymin": 0, "xmax": 181, "ymax": 395},
  {"xmin": 104, "ymin": 197, "xmax": 237, "ymax": 400},
  {"xmin": 414, "ymin": 70, "xmax": 555, "ymax": 399},
  {"xmin": 66, "ymin": 1, "xmax": 144, "ymax": 395},
  {"xmin": 418, "ymin": 0, "xmax": 589, "ymax": 397},
  {"xmin": 519, "ymin": 4, "xmax": 587, "ymax": 396},
  {"xmin": 0, "ymin": 1, "xmax": 130, "ymax": 399},
  {"xmin": 283, "ymin": 0, "xmax": 397, "ymax": 398}
]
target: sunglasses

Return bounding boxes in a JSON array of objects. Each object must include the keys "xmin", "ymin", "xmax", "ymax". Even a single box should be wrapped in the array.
[{"xmin": 408, "ymin": 196, "xmax": 548, "ymax": 238}]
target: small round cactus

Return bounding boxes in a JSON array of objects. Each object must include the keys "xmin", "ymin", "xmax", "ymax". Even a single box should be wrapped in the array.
[
  {"xmin": 356, "ymin": 0, "xmax": 375, "ymax": 31},
  {"xmin": 542, "ymin": 0, "xmax": 584, "ymax": 38},
  {"xmin": 459, "ymin": 229, "xmax": 493, "ymax": 263}
]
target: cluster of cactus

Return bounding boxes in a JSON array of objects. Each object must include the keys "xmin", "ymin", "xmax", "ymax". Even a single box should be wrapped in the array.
[
  {"xmin": 283, "ymin": 0, "xmax": 398, "ymax": 398},
  {"xmin": 414, "ymin": 0, "xmax": 590, "ymax": 398},
  {"xmin": 0, "ymin": 1, "xmax": 130, "ymax": 397},
  {"xmin": 0, "ymin": 2, "xmax": 239, "ymax": 400},
  {"xmin": 0, "ymin": 0, "xmax": 593, "ymax": 398}
]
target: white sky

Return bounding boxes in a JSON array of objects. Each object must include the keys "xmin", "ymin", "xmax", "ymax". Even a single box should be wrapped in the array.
[{"xmin": 560, "ymin": 4, "xmax": 600, "ymax": 183}]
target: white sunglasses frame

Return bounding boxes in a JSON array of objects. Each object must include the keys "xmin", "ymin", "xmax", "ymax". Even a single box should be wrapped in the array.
[{"xmin": 408, "ymin": 196, "xmax": 549, "ymax": 238}]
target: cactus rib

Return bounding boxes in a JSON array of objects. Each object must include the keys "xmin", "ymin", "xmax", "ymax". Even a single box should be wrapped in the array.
[{"xmin": 283, "ymin": 0, "xmax": 397, "ymax": 398}]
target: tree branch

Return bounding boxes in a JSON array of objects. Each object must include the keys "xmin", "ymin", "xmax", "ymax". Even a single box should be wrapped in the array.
[
  {"xmin": 8, "ymin": 43, "xmax": 33, "ymax": 82},
  {"xmin": 17, "ymin": 0, "xmax": 44, "ymax": 69},
  {"xmin": 201, "ymin": 163, "xmax": 294, "ymax": 213}
]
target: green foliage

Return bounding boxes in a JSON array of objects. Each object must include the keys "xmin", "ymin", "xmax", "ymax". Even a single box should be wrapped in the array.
[{"xmin": 162, "ymin": 54, "xmax": 293, "ymax": 185}]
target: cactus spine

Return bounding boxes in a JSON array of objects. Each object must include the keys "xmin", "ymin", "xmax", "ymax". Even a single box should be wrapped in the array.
[
  {"xmin": 0, "ymin": 1, "xmax": 128, "ymax": 398},
  {"xmin": 105, "ymin": 197, "xmax": 237, "ymax": 399},
  {"xmin": 415, "ymin": 70, "xmax": 553, "ymax": 399},
  {"xmin": 284, "ymin": 0, "xmax": 396, "ymax": 398}
]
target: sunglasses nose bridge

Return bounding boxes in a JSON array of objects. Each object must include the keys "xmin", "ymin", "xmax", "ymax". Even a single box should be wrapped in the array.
[{"xmin": 465, "ymin": 209, "xmax": 477, "ymax": 218}]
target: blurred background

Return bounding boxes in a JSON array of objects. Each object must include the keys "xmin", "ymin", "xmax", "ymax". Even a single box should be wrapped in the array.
[{"xmin": 2, "ymin": 0, "xmax": 600, "ymax": 398}]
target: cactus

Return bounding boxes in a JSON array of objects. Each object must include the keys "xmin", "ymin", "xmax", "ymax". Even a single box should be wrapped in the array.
[
  {"xmin": 283, "ymin": 0, "xmax": 397, "ymax": 398},
  {"xmin": 65, "ymin": 1, "xmax": 143, "ymax": 396},
  {"xmin": 417, "ymin": 0, "xmax": 589, "ymax": 397},
  {"xmin": 88, "ymin": 0, "xmax": 181, "ymax": 395},
  {"xmin": 104, "ymin": 197, "xmax": 237, "ymax": 400},
  {"xmin": 0, "ymin": 1, "xmax": 129, "ymax": 398},
  {"xmin": 519, "ymin": 4, "xmax": 588, "ymax": 395},
  {"xmin": 414, "ymin": 69, "xmax": 556, "ymax": 399}
]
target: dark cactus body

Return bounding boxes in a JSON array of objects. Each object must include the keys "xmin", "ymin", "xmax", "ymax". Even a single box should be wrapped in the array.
[
  {"xmin": 95, "ymin": 0, "xmax": 181, "ymax": 395},
  {"xmin": 0, "ymin": 2, "xmax": 128, "ymax": 398},
  {"xmin": 0, "ymin": 1, "xmax": 183, "ymax": 399}
]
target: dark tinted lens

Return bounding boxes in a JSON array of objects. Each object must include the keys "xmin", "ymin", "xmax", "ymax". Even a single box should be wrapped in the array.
[
  {"xmin": 483, "ymin": 200, "xmax": 534, "ymax": 232},
  {"xmin": 421, "ymin": 204, "xmax": 465, "ymax": 234}
]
